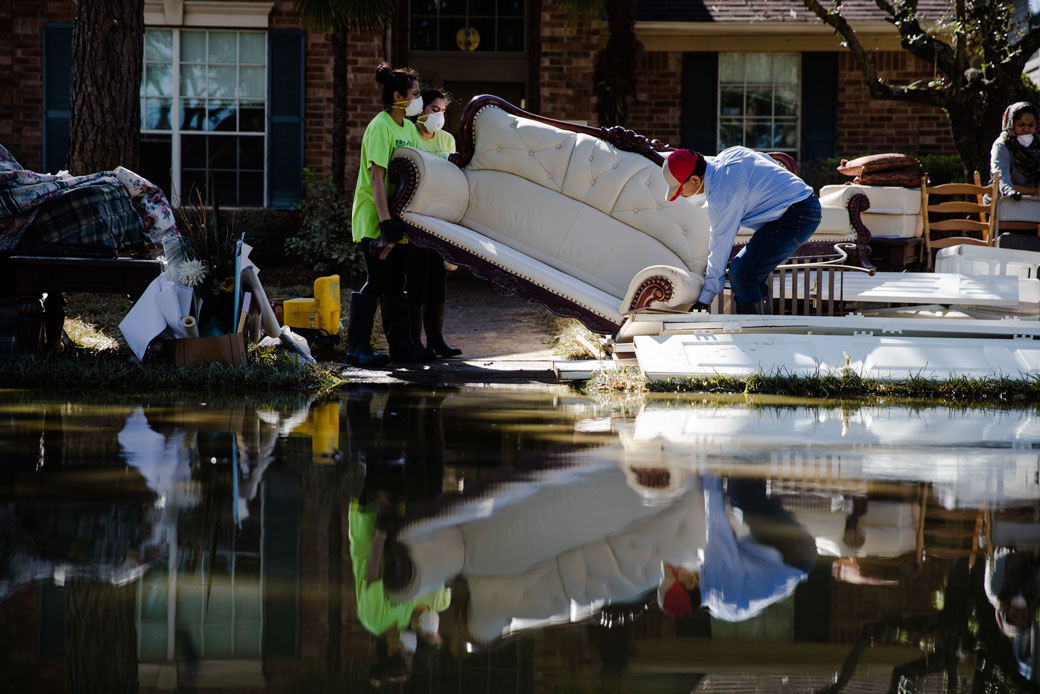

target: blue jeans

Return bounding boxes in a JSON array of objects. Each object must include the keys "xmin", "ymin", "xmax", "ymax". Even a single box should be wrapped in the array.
[
  {"xmin": 728, "ymin": 194, "xmax": 822, "ymax": 304},
  {"xmin": 727, "ymin": 478, "xmax": 817, "ymax": 573}
]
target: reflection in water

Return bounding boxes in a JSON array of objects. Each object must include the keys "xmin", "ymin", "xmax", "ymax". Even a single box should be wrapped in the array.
[{"xmin": 0, "ymin": 389, "xmax": 1038, "ymax": 691}]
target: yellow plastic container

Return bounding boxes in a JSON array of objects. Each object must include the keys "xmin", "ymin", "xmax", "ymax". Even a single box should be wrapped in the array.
[
  {"xmin": 312, "ymin": 274, "xmax": 340, "ymax": 334},
  {"xmin": 282, "ymin": 298, "xmax": 319, "ymax": 330},
  {"xmin": 289, "ymin": 401, "xmax": 340, "ymax": 463},
  {"xmin": 280, "ymin": 274, "xmax": 340, "ymax": 334}
]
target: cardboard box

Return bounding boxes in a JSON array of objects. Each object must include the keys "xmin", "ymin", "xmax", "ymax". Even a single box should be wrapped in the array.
[{"xmin": 164, "ymin": 332, "xmax": 247, "ymax": 367}]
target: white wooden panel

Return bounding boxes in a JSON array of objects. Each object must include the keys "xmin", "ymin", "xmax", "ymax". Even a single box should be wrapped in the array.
[
  {"xmin": 634, "ymin": 333, "xmax": 1040, "ymax": 381},
  {"xmin": 655, "ymin": 313, "xmax": 1040, "ymax": 339},
  {"xmin": 770, "ymin": 271, "xmax": 1038, "ymax": 307}
]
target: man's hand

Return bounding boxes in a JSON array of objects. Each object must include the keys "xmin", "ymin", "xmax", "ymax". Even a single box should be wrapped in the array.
[{"xmin": 692, "ymin": 301, "xmax": 711, "ymax": 312}]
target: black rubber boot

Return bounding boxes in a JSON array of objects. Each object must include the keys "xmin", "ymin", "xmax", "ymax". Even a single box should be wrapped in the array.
[
  {"xmin": 735, "ymin": 296, "xmax": 772, "ymax": 315},
  {"xmin": 344, "ymin": 293, "xmax": 390, "ymax": 367},
  {"xmin": 423, "ymin": 301, "xmax": 462, "ymax": 358},
  {"xmin": 407, "ymin": 300, "xmax": 437, "ymax": 361},
  {"xmin": 381, "ymin": 294, "xmax": 435, "ymax": 362}
]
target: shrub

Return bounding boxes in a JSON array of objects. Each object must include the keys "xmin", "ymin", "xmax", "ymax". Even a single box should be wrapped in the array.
[
  {"xmin": 231, "ymin": 207, "xmax": 301, "ymax": 268},
  {"xmin": 285, "ymin": 170, "xmax": 365, "ymax": 277}
]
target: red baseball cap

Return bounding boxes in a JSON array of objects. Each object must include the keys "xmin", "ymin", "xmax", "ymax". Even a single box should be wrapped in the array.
[
  {"xmin": 657, "ymin": 562, "xmax": 692, "ymax": 617},
  {"xmin": 662, "ymin": 149, "xmax": 700, "ymax": 202}
]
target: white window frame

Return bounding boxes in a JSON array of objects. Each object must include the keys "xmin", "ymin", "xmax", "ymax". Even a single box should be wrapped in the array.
[
  {"xmin": 141, "ymin": 27, "xmax": 268, "ymax": 208},
  {"xmin": 716, "ymin": 52, "xmax": 801, "ymax": 159}
]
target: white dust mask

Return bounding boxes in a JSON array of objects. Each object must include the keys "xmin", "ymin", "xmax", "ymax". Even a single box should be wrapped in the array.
[
  {"xmin": 393, "ymin": 96, "xmax": 424, "ymax": 117},
  {"xmin": 404, "ymin": 96, "xmax": 424, "ymax": 118},
  {"xmin": 1018, "ymin": 133, "xmax": 1035, "ymax": 147},
  {"xmin": 421, "ymin": 111, "xmax": 445, "ymax": 133}
]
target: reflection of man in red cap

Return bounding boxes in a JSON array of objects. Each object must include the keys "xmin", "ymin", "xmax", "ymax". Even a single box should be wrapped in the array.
[
  {"xmin": 657, "ymin": 475, "xmax": 814, "ymax": 622},
  {"xmin": 662, "ymin": 147, "xmax": 821, "ymax": 314}
]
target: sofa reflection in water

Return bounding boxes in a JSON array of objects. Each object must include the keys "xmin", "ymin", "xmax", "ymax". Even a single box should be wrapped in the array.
[{"xmin": 382, "ymin": 461, "xmax": 706, "ymax": 643}]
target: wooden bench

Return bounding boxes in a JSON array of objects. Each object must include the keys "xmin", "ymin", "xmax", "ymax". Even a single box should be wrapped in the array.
[{"xmin": 1, "ymin": 255, "xmax": 161, "ymax": 354}]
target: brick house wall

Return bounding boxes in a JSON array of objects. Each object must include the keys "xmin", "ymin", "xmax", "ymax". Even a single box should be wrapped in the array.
[
  {"xmin": 0, "ymin": 0, "xmax": 77, "ymax": 171},
  {"xmin": 628, "ymin": 50, "xmax": 684, "ymax": 149},
  {"xmin": 837, "ymin": 51, "xmax": 957, "ymax": 157},
  {"xmin": 2, "ymin": 3, "xmax": 961, "ymax": 201},
  {"xmin": 536, "ymin": 7, "xmax": 599, "ymax": 126}
]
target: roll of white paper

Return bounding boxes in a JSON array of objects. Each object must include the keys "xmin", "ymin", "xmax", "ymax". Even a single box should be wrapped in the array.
[{"xmin": 181, "ymin": 315, "xmax": 199, "ymax": 339}]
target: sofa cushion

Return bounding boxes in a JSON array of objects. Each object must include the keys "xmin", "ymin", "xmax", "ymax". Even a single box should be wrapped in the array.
[
  {"xmin": 838, "ymin": 153, "xmax": 920, "ymax": 176},
  {"xmin": 463, "ymin": 105, "xmax": 710, "ymax": 274},
  {"xmin": 461, "ymin": 170, "xmax": 694, "ymax": 299},
  {"xmin": 820, "ymin": 184, "xmax": 921, "ymax": 215},
  {"xmin": 401, "ymin": 210, "xmax": 624, "ymax": 322}
]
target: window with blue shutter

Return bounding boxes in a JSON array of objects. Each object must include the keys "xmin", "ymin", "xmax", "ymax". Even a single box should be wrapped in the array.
[
  {"xmin": 43, "ymin": 23, "xmax": 73, "ymax": 174},
  {"xmin": 267, "ymin": 30, "xmax": 304, "ymax": 210}
]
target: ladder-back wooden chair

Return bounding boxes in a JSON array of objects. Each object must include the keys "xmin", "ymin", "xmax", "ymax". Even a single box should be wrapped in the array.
[{"xmin": 920, "ymin": 172, "xmax": 998, "ymax": 270}]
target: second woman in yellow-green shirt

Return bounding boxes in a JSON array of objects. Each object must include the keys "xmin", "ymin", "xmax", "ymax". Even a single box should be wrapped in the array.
[{"xmin": 406, "ymin": 88, "xmax": 462, "ymax": 357}]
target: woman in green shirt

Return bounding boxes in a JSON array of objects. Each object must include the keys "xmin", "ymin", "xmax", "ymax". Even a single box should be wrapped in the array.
[
  {"xmin": 406, "ymin": 88, "xmax": 462, "ymax": 357},
  {"xmin": 346, "ymin": 65, "xmax": 434, "ymax": 367}
]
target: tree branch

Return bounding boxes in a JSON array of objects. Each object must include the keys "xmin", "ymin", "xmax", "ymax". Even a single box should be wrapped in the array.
[
  {"xmin": 802, "ymin": 0, "xmax": 946, "ymax": 106},
  {"xmin": 878, "ymin": 0, "xmax": 958, "ymax": 76},
  {"xmin": 953, "ymin": 0, "xmax": 967, "ymax": 85}
]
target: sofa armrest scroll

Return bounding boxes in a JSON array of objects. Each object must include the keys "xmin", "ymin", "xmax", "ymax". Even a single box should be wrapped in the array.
[
  {"xmin": 388, "ymin": 146, "xmax": 470, "ymax": 223},
  {"xmin": 621, "ymin": 265, "xmax": 701, "ymax": 314}
]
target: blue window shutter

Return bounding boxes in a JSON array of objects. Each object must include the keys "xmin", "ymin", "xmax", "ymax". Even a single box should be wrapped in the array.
[
  {"xmin": 801, "ymin": 52, "xmax": 838, "ymax": 162},
  {"xmin": 43, "ymin": 23, "xmax": 73, "ymax": 174},
  {"xmin": 268, "ymin": 29, "xmax": 305, "ymax": 209},
  {"xmin": 682, "ymin": 52, "xmax": 718, "ymax": 155}
]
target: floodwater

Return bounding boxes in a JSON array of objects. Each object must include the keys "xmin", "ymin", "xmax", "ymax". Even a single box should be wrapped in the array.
[{"xmin": 1, "ymin": 385, "xmax": 1039, "ymax": 693}]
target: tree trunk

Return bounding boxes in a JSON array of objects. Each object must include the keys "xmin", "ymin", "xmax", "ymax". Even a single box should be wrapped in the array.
[
  {"xmin": 594, "ymin": 0, "xmax": 640, "ymax": 128},
  {"xmin": 331, "ymin": 29, "xmax": 349, "ymax": 188},
  {"xmin": 65, "ymin": 579, "xmax": 139, "ymax": 694},
  {"xmin": 945, "ymin": 106, "xmax": 992, "ymax": 183},
  {"xmin": 68, "ymin": 0, "xmax": 143, "ymax": 175}
]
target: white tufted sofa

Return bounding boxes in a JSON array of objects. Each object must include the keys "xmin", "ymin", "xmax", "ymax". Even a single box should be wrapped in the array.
[
  {"xmin": 389, "ymin": 96, "xmax": 711, "ymax": 334},
  {"xmin": 389, "ymin": 96, "xmax": 874, "ymax": 333}
]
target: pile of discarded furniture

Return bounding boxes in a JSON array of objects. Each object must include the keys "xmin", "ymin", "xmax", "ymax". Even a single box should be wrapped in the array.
[{"xmin": 390, "ymin": 96, "xmax": 1040, "ymax": 382}]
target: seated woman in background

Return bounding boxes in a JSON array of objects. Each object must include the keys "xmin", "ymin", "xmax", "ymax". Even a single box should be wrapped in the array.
[{"xmin": 991, "ymin": 102, "xmax": 1040, "ymax": 225}]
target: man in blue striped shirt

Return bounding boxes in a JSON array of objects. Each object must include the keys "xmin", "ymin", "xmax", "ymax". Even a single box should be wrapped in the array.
[{"xmin": 663, "ymin": 148, "xmax": 822, "ymax": 314}]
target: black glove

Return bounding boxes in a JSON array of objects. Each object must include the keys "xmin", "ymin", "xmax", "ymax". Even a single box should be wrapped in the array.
[
  {"xmin": 379, "ymin": 218, "xmax": 405, "ymax": 243},
  {"xmin": 692, "ymin": 301, "xmax": 711, "ymax": 313},
  {"xmin": 1013, "ymin": 192, "xmax": 1023, "ymax": 202}
]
